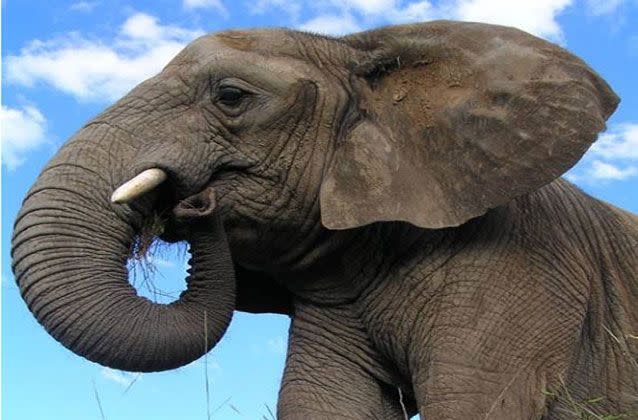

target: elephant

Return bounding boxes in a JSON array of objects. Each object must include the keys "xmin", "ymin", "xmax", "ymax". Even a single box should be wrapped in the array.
[{"xmin": 11, "ymin": 20, "xmax": 638, "ymax": 419}]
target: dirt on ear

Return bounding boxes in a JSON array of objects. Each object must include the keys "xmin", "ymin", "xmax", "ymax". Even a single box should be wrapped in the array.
[{"xmin": 367, "ymin": 61, "xmax": 475, "ymax": 135}]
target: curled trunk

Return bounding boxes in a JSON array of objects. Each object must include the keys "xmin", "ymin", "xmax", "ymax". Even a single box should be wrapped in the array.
[{"xmin": 11, "ymin": 133, "xmax": 235, "ymax": 372}]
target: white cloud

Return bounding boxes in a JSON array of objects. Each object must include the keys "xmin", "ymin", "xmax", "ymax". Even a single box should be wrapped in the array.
[
  {"xmin": 390, "ymin": 1, "xmax": 437, "ymax": 21},
  {"xmin": 586, "ymin": 0, "xmax": 625, "ymax": 15},
  {"xmin": 120, "ymin": 13, "xmax": 196, "ymax": 42},
  {"xmin": 183, "ymin": 0, "xmax": 228, "ymax": 15},
  {"xmin": 587, "ymin": 160, "xmax": 637, "ymax": 180},
  {"xmin": 450, "ymin": 0, "xmax": 573, "ymax": 40},
  {"xmin": 5, "ymin": 13, "xmax": 204, "ymax": 103},
  {"xmin": 100, "ymin": 367, "xmax": 140, "ymax": 387},
  {"xmin": 568, "ymin": 123, "xmax": 638, "ymax": 183},
  {"xmin": 147, "ymin": 257, "xmax": 177, "ymax": 268},
  {"xmin": 338, "ymin": 0, "xmax": 400, "ymax": 15},
  {"xmin": 299, "ymin": 14, "xmax": 361, "ymax": 35},
  {"xmin": 207, "ymin": 360, "xmax": 221, "ymax": 370},
  {"xmin": 250, "ymin": 0, "xmax": 303, "ymax": 22},
  {"xmin": 590, "ymin": 123, "xmax": 638, "ymax": 160},
  {"xmin": 1, "ymin": 105, "xmax": 48, "ymax": 170},
  {"xmin": 69, "ymin": 1, "xmax": 99, "ymax": 12}
]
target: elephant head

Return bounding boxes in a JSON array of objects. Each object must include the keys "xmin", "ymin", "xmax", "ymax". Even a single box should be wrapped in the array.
[{"xmin": 12, "ymin": 21, "xmax": 617, "ymax": 372}]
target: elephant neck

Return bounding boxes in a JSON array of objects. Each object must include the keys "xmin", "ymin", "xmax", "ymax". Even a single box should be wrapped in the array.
[{"xmin": 274, "ymin": 221, "xmax": 457, "ymax": 306}]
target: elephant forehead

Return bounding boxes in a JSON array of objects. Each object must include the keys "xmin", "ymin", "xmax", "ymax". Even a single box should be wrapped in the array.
[
  {"xmin": 167, "ymin": 31, "xmax": 327, "ymax": 89},
  {"xmin": 181, "ymin": 29, "xmax": 302, "ymax": 61},
  {"xmin": 215, "ymin": 29, "xmax": 288, "ymax": 51}
]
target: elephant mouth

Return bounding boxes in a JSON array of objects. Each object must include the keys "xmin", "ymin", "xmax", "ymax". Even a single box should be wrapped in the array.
[
  {"xmin": 119, "ymin": 161, "xmax": 250, "ymax": 262},
  {"xmin": 129, "ymin": 185, "xmax": 218, "ymax": 262}
]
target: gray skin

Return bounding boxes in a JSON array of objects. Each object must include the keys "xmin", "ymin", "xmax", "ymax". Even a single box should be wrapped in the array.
[{"xmin": 11, "ymin": 20, "xmax": 638, "ymax": 419}]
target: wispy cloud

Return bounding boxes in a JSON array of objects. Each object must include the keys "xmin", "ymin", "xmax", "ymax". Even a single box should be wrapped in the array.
[
  {"xmin": 590, "ymin": 123, "xmax": 638, "ymax": 160},
  {"xmin": 69, "ymin": 1, "xmax": 99, "ymax": 12},
  {"xmin": 249, "ymin": 0, "xmax": 303, "ymax": 22},
  {"xmin": 183, "ymin": 0, "xmax": 228, "ymax": 16},
  {"xmin": 567, "ymin": 123, "xmax": 638, "ymax": 183},
  {"xmin": 1, "ymin": 105, "xmax": 48, "ymax": 170},
  {"xmin": 588, "ymin": 160, "xmax": 637, "ymax": 180},
  {"xmin": 5, "ymin": 13, "xmax": 203, "ymax": 103},
  {"xmin": 100, "ymin": 367, "xmax": 140, "ymax": 387},
  {"xmin": 339, "ymin": 0, "xmax": 402, "ymax": 16},
  {"xmin": 586, "ymin": 0, "xmax": 626, "ymax": 16},
  {"xmin": 147, "ymin": 257, "xmax": 177, "ymax": 269},
  {"xmin": 300, "ymin": 14, "xmax": 362, "ymax": 35}
]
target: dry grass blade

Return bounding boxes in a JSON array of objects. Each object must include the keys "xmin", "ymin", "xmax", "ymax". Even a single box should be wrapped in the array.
[
  {"xmin": 212, "ymin": 397, "xmax": 232, "ymax": 415},
  {"xmin": 93, "ymin": 381, "xmax": 107, "ymax": 420},
  {"xmin": 603, "ymin": 326, "xmax": 638, "ymax": 371},
  {"xmin": 122, "ymin": 373, "xmax": 142, "ymax": 395},
  {"xmin": 229, "ymin": 403, "xmax": 242, "ymax": 416},
  {"xmin": 131, "ymin": 213, "xmax": 166, "ymax": 261},
  {"xmin": 264, "ymin": 403, "xmax": 276, "ymax": 420},
  {"xmin": 398, "ymin": 387, "xmax": 409, "ymax": 420},
  {"xmin": 558, "ymin": 376, "xmax": 606, "ymax": 420},
  {"xmin": 204, "ymin": 310, "xmax": 211, "ymax": 420}
]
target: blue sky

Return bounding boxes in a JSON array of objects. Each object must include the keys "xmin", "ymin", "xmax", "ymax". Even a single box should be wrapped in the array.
[{"xmin": 2, "ymin": 0, "xmax": 637, "ymax": 419}]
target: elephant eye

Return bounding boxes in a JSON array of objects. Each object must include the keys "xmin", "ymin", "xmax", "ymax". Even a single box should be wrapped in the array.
[{"xmin": 217, "ymin": 86, "xmax": 248, "ymax": 107}]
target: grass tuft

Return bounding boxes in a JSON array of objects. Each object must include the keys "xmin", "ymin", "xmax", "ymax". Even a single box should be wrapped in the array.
[
  {"xmin": 130, "ymin": 212, "xmax": 166, "ymax": 261},
  {"xmin": 543, "ymin": 376, "xmax": 638, "ymax": 419}
]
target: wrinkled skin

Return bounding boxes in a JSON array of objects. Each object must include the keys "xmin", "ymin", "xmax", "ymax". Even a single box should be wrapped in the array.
[{"xmin": 12, "ymin": 21, "xmax": 638, "ymax": 419}]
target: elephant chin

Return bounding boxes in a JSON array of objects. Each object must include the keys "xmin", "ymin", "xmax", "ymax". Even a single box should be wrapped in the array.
[{"xmin": 11, "ymin": 159, "xmax": 236, "ymax": 372}]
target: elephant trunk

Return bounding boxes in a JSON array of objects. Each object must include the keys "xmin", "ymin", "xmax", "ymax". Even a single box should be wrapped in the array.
[{"xmin": 11, "ymin": 126, "xmax": 235, "ymax": 372}]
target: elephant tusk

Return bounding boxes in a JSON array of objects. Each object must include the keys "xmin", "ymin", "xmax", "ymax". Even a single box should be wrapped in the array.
[{"xmin": 111, "ymin": 168, "xmax": 168, "ymax": 204}]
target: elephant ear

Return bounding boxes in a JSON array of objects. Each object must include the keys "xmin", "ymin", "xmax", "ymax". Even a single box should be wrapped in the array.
[{"xmin": 320, "ymin": 21, "xmax": 619, "ymax": 230}]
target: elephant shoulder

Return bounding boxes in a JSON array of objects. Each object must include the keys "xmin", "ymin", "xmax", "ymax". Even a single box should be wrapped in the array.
[
  {"xmin": 606, "ymin": 203, "xmax": 638, "ymax": 234},
  {"xmin": 503, "ymin": 178, "xmax": 638, "ymax": 263},
  {"xmin": 491, "ymin": 178, "xmax": 612, "ymax": 249}
]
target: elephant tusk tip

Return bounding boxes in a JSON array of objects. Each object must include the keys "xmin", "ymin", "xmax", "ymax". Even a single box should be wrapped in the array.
[{"xmin": 110, "ymin": 189, "xmax": 128, "ymax": 204}]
